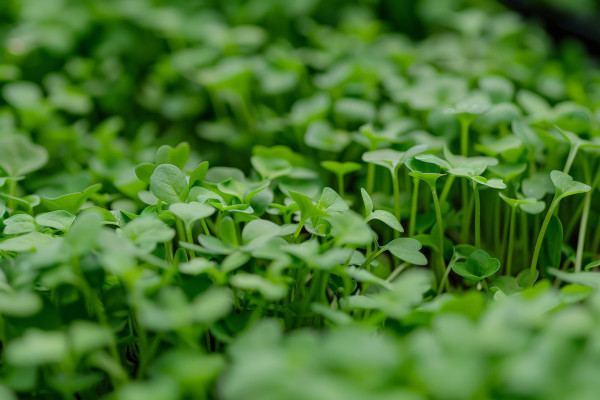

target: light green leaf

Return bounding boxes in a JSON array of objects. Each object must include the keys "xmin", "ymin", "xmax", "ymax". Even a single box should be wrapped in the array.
[
  {"xmin": 383, "ymin": 238, "xmax": 428, "ymax": 265},
  {"xmin": 0, "ymin": 232, "xmax": 52, "ymax": 252},
  {"xmin": 451, "ymin": 249, "xmax": 500, "ymax": 281},
  {"xmin": 150, "ymin": 164, "xmax": 189, "ymax": 204},
  {"xmin": 3, "ymin": 214, "xmax": 36, "ymax": 235},
  {"xmin": 0, "ymin": 135, "xmax": 48, "ymax": 176},
  {"xmin": 35, "ymin": 210, "xmax": 76, "ymax": 233},
  {"xmin": 550, "ymin": 170, "xmax": 591, "ymax": 200}
]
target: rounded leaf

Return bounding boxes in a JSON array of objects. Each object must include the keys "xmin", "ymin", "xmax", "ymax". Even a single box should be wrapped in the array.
[{"xmin": 150, "ymin": 164, "xmax": 189, "ymax": 204}]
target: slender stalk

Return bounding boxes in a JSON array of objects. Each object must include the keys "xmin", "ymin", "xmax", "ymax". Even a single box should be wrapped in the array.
[
  {"xmin": 366, "ymin": 163, "xmax": 375, "ymax": 194},
  {"xmin": 7, "ymin": 179, "xmax": 16, "ymax": 213},
  {"xmin": 460, "ymin": 118, "xmax": 470, "ymax": 157},
  {"xmin": 201, "ymin": 219, "xmax": 211, "ymax": 236},
  {"xmin": 386, "ymin": 262, "xmax": 409, "ymax": 283},
  {"xmin": 392, "ymin": 170, "xmax": 401, "ymax": 239},
  {"xmin": 431, "ymin": 186, "xmax": 446, "ymax": 287},
  {"xmin": 575, "ymin": 172, "xmax": 599, "ymax": 272},
  {"xmin": 439, "ymin": 175, "xmax": 455, "ymax": 204},
  {"xmin": 529, "ymin": 198, "xmax": 559, "ymax": 286},
  {"xmin": 473, "ymin": 181, "xmax": 481, "ymax": 248},
  {"xmin": 294, "ymin": 218, "xmax": 306, "ymax": 238},
  {"xmin": 409, "ymin": 177, "xmax": 419, "ymax": 237},
  {"xmin": 562, "ymin": 146, "xmax": 578, "ymax": 175},
  {"xmin": 337, "ymin": 173, "xmax": 345, "ymax": 198},
  {"xmin": 506, "ymin": 205, "xmax": 516, "ymax": 276}
]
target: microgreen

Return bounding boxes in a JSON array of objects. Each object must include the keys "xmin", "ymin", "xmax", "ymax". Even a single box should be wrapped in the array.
[{"xmin": 2, "ymin": 1, "xmax": 600, "ymax": 399}]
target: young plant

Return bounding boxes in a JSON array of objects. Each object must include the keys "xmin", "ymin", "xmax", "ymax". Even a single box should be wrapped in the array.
[{"xmin": 529, "ymin": 171, "xmax": 591, "ymax": 285}]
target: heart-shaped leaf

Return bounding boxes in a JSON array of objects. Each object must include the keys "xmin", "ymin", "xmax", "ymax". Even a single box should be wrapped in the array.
[
  {"xmin": 452, "ymin": 249, "xmax": 500, "ymax": 281},
  {"xmin": 0, "ymin": 135, "xmax": 48, "ymax": 176},
  {"xmin": 150, "ymin": 164, "xmax": 189, "ymax": 204},
  {"xmin": 383, "ymin": 238, "xmax": 428, "ymax": 265},
  {"xmin": 550, "ymin": 170, "xmax": 591, "ymax": 200},
  {"xmin": 169, "ymin": 202, "xmax": 215, "ymax": 228}
]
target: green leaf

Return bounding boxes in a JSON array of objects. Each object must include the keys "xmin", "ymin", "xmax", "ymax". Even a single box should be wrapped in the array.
[
  {"xmin": 304, "ymin": 120, "xmax": 350, "ymax": 153},
  {"xmin": 40, "ymin": 184, "xmax": 102, "ymax": 214},
  {"xmin": 150, "ymin": 164, "xmax": 189, "ymax": 204},
  {"xmin": 328, "ymin": 211, "xmax": 373, "ymax": 246},
  {"xmin": 190, "ymin": 288, "xmax": 232, "ymax": 323},
  {"xmin": 69, "ymin": 321, "xmax": 114, "ymax": 355},
  {"xmin": 321, "ymin": 161, "xmax": 361, "ymax": 177},
  {"xmin": 289, "ymin": 191, "xmax": 329, "ymax": 235},
  {"xmin": 550, "ymin": 170, "xmax": 591, "ymax": 200},
  {"xmin": 0, "ymin": 291, "xmax": 42, "ymax": 317},
  {"xmin": 451, "ymin": 249, "xmax": 501, "ymax": 281},
  {"xmin": 408, "ymin": 171, "xmax": 445, "ymax": 187},
  {"xmin": 0, "ymin": 135, "xmax": 48, "ymax": 176},
  {"xmin": 35, "ymin": 210, "xmax": 76, "ymax": 233},
  {"xmin": 156, "ymin": 142, "xmax": 190, "ymax": 169},
  {"xmin": 365, "ymin": 210, "xmax": 404, "ymax": 232},
  {"xmin": 360, "ymin": 188, "xmax": 373, "ymax": 216},
  {"xmin": 251, "ymin": 156, "xmax": 291, "ymax": 180},
  {"xmin": 3, "ymin": 214, "xmax": 36, "ymax": 235},
  {"xmin": 230, "ymin": 273, "xmax": 287, "ymax": 300},
  {"xmin": 188, "ymin": 161, "xmax": 210, "ymax": 186},
  {"xmin": 317, "ymin": 187, "xmax": 348, "ymax": 213},
  {"xmin": 0, "ymin": 232, "xmax": 52, "ymax": 252},
  {"xmin": 383, "ymin": 238, "xmax": 428, "ymax": 265},
  {"xmin": 135, "ymin": 163, "xmax": 157, "ymax": 184},
  {"xmin": 169, "ymin": 202, "xmax": 215, "ymax": 228},
  {"xmin": 5, "ymin": 329, "xmax": 68, "ymax": 366},
  {"xmin": 219, "ymin": 216, "xmax": 238, "ymax": 246},
  {"xmin": 67, "ymin": 210, "xmax": 103, "ymax": 255},
  {"xmin": 548, "ymin": 268, "xmax": 600, "ymax": 289},
  {"xmin": 362, "ymin": 145, "xmax": 429, "ymax": 175},
  {"xmin": 121, "ymin": 216, "xmax": 175, "ymax": 252},
  {"xmin": 289, "ymin": 92, "xmax": 330, "ymax": 126}
]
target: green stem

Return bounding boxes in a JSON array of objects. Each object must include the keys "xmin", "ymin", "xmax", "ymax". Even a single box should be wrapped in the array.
[
  {"xmin": 386, "ymin": 262, "xmax": 409, "ymax": 283},
  {"xmin": 294, "ymin": 218, "xmax": 306, "ymax": 238},
  {"xmin": 460, "ymin": 118, "xmax": 470, "ymax": 157},
  {"xmin": 506, "ymin": 205, "xmax": 517, "ymax": 276},
  {"xmin": 563, "ymin": 146, "xmax": 578, "ymax": 175},
  {"xmin": 392, "ymin": 170, "xmax": 401, "ymax": 223},
  {"xmin": 529, "ymin": 198, "xmax": 559, "ymax": 286},
  {"xmin": 337, "ymin": 173, "xmax": 345, "ymax": 198},
  {"xmin": 7, "ymin": 179, "xmax": 16, "ymax": 213},
  {"xmin": 575, "ymin": 162, "xmax": 600, "ymax": 272},
  {"xmin": 439, "ymin": 175, "xmax": 455, "ymax": 205},
  {"xmin": 185, "ymin": 225, "xmax": 196, "ymax": 259},
  {"xmin": 473, "ymin": 181, "xmax": 481, "ymax": 249},
  {"xmin": 409, "ymin": 177, "xmax": 419, "ymax": 237},
  {"xmin": 575, "ymin": 188, "xmax": 592, "ymax": 272},
  {"xmin": 431, "ymin": 186, "xmax": 446, "ymax": 287},
  {"xmin": 461, "ymin": 178, "xmax": 470, "ymax": 243},
  {"xmin": 366, "ymin": 163, "xmax": 375, "ymax": 194},
  {"xmin": 201, "ymin": 219, "xmax": 211, "ymax": 236}
]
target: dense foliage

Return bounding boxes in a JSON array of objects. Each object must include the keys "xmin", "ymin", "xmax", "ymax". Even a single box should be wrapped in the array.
[{"xmin": 1, "ymin": 0, "xmax": 600, "ymax": 399}]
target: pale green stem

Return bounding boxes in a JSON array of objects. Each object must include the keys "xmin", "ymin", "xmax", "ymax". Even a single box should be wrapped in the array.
[
  {"xmin": 529, "ymin": 198, "xmax": 559, "ymax": 286},
  {"xmin": 386, "ymin": 262, "xmax": 409, "ymax": 283},
  {"xmin": 574, "ymin": 192, "xmax": 590, "ymax": 273},
  {"xmin": 431, "ymin": 186, "xmax": 446, "ymax": 288},
  {"xmin": 562, "ymin": 146, "xmax": 578, "ymax": 175},
  {"xmin": 506, "ymin": 206, "xmax": 516, "ymax": 276},
  {"xmin": 392, "ymin": 170, "xmax": 401, "ymax": 238},
  {"xmin": 366, "ymin": 163, "xmax": 375, "ymax": 194},
  {"xmin": 337, "ymin": 173, "xmax": 345, "ymax": 198},
  {"xmin": 439, "ymin": 175, "xmax": 455, "ymax": 205},
  {"xmin": 409, "ymin": 177, "xmax": 420, "ymax": 237},
  {"xmin": 473, "ymin": 181, "xmax": 481, "ymax": 248}
]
